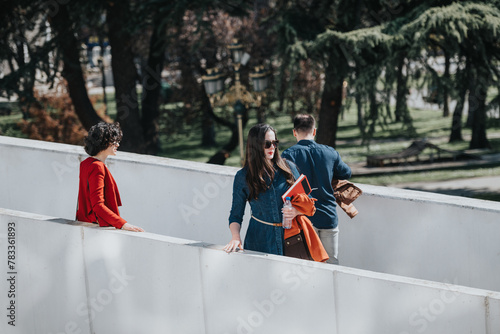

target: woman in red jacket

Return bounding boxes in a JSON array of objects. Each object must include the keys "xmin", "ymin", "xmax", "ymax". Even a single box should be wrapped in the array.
[{"xmin": 76, "ymin": 122, "xmax": 144, "ymax": 232}]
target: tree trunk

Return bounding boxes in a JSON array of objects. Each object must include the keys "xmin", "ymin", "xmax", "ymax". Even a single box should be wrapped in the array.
[
  {"xmin": 141, "ymin": 18, "xmax": 165, "ymax": 155},
  {"xmin": 14, "ymin": 39, "xmax": 34, "ymax": 120},
  {"xmin": 201, "ymin": 88, "xmax": 217, "ymax": 147},
  {"xmin": 277, "ymin": 55, "xmax": 290, "ymax": 113},
  {"xmin": 449, "ymin": 57, "xmax": 468, "ymax": 142},
  {"xmin": 365, "ymin": 87, "xmax": 379, "ymax": 141},
  {"xmin": 200, "ymin": 62, "xmax": 217, "ymax": 148},
  {"xmin": 49, "ymin": 4, "xmax": 103, "ymax": 130},
  {"xmin": 256, "ymin": 106, "xmax": 266, "ymax": 124},
  {"xmin": 355, "ymin": 91, "xmax": 365, "ymax": 135},
  {"xmin": 316, "ymin": 61, "xmax": 343, "ymax": 148},
  {"xmin": 469, "ymin": 69, "xmax": 490, "ymax": 149},
  {"xmin": 107, "ymin": 1, "xmax": 144, "ymax": 153},
  {"xmin": 175, "ymin": 28, "xmax": 217, "ymax": 148},
  {"xmin": 395, "ymin": 55, "xmax": 415, "ymax": 135},
  {"xmin": 394, "ymin": 55, "xmax": 407, "ymax": 123},
  {"xmin": 442, "ymin": 50, "xmax": 450, "ymax": 117},
  {"xmin": 201, "ymin": 114, "xmax": 217, "ymax": 147},
  {"xmin": 383, "ymin": 86, "xmax": 392, "ymax": 125},
  {"xmin": 98, "ymin": 33, "xmax": 108, "ymax": 115},
  {"xmin": 449, "ymin": 83, "xmax": 466, "ymax": 142},
  {"xmin": 465, "ymin": 71, "xmax": 475, "ymax": 128}
]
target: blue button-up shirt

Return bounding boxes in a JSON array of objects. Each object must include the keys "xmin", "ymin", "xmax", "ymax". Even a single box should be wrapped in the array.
[
  {"xmin": 282, "ymin": 140, "xmax": 351, "ymax": 229},
  {"xmin": 228, "ymin": 163, "xmax": 300, "ymax": 255}
]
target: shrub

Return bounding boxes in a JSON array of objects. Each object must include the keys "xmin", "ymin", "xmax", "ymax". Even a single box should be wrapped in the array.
[{"xmin": 18, "ymin": 90, "xmax": 108, "ymax": 145}]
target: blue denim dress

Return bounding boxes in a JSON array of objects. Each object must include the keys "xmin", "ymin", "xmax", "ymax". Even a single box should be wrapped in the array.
[{"xmin": 228, "ymin": 163, "xmax": 300, "ymax": 255}]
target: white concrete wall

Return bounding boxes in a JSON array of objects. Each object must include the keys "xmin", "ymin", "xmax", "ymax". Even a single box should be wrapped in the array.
[
  {"xmin": 340, "ymin": 185, "xmax": 500, "ymax": 292},
  {"xmin": 1, "ymin": 136, "xmax": 500, "ymax": 293},
  {"xmin": 0, "ymin": 135, "xmax": 246, "ymax": 244},
  {"xmin": 1, "ymin": 208, "xmax": 499, "ymax": 334}
]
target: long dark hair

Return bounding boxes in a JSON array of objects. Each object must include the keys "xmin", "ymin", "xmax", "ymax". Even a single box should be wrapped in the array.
[{"xmin": 244, "ymin": 124, "xmax": 295, "ymax": 200}]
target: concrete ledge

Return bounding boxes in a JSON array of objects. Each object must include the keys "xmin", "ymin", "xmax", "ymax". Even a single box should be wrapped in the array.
[
  {"xmin": 0, "ymin": 135, "xmax": 236, "ymax": 175},
  {"xmin": 360, "ymin": 183, "xmax": 500, "ymax": 212},
  {"xmin": 1, "ymin": 136, "xmax": 500, "ymax": 293},
  {"xmin": 1, "ymin": 208, "xmax": 499, "ymax": 334}
]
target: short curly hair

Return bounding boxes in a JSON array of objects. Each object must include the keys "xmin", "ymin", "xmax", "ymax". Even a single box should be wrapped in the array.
[{"xmin": 84, "ymin": 122, "xmax": 123, "ymax": 156}]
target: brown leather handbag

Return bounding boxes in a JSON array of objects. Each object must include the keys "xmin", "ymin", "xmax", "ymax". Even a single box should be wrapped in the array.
[
  {"xmin": 284, "ymin": 231, "xmax": 313, "ymax": 261},
  {"xmin": 332, "ymin": 179, "xmax": 363, "ymax": 218}
]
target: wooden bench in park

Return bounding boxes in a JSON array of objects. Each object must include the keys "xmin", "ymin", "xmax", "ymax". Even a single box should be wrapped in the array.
[{"xmin": 366, "ymin": 139, "xmax": 479, "ymax": 167}]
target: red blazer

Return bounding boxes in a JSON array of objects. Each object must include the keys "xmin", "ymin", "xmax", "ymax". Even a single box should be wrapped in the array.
[{"xmin": 76, "ymin": 157, "xmax": 126, "ymax": 229}]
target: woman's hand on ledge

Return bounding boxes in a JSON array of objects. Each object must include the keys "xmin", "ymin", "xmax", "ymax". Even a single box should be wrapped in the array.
[
  {"xmin": 224, "ymin": 222, "xmax": 242, "ymax": 253},
  {"xmin": 223, "ymin": 238, "xmax": 243, "ymax": 253},
  {"xmin": 121, "ymin": 223, "xmax": 145, "ymax": 232}
]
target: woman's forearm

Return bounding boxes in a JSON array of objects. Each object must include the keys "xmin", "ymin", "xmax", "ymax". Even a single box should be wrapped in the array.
[{"xmin": 229, "ymin": 222, "xmax": 241, "ymax": 239}]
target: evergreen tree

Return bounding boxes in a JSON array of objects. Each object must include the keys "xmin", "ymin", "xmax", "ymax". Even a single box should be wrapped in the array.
[
  {"xmin": 399, "ymin": 2, "xmax": 500, "ymax": 148},
  {"xmin": 283, "ymin": 0, "xmax": 500, "ymax": 148}
]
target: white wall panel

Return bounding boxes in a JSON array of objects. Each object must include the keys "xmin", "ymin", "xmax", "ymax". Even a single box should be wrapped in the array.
[
  {"xmin": 1, "ymin": 208, "xmax": 499, "ymax": 334},
  {"xmin": 0, "ymin": 210, "xmax": 90, "ymax": 334},
  {"xmin": 1, "ymin": 136, "xmax": 500, "ymax": 293}
]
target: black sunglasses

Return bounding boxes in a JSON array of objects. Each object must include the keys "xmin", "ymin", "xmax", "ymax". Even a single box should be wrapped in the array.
[{"xmin": 264, "ymin": 140, "xmax": 279, "ymax": 149}]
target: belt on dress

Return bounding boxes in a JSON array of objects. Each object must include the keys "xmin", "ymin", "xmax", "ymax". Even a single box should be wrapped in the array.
[{"xmin": 251, "ymin": 215, "xmax": 282, "ymax": 227}]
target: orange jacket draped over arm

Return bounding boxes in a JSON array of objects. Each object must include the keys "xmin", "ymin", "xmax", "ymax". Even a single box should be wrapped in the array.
[{"xmin": 284, "ymin": 193, "xmax": 329, "ymax": 262}]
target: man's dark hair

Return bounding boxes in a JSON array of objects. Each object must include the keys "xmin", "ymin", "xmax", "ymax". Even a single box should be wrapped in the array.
[
  {"xmin": 293, "ymin": 114, "xmax": 316, "ymax": 133},
  {"xmin": 84, "ymin": 122, "xmax": 123, "ymax": 156}
]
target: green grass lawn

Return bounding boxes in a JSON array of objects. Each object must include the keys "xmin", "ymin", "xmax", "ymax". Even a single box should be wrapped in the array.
[
  {"xmin": 156, "ymin": 104, "xmax": 500, "ymax": 167},
  {"xmin": 0, "ymin": 102, "xmax": 26, "ymax": 138}
]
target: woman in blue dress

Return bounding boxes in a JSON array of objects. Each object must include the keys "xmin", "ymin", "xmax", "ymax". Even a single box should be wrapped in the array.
[{"xmin": 223, "ymin": 123, "xmax": 301, "ymax": 255}]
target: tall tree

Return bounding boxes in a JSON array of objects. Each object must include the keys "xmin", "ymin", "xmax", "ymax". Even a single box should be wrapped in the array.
[
  {"xmin": 0, "ymin": 1, "xmax": 56, "ymax": 119},
  {"xmin": 400, "ymin": 2, "xmax": 500, "ymax": 149},
  {"xmin": 49, "ymin": 3, "xmax": 104, "ymax": 130},
  {"xmin": 442, "ymin": 49, "xmax": 451, "ymax": 117},
  {"xmin": 449, "ymin": 54, "xmax": 468, "ymax": 142},
  {"xmin": 272, "ymin": 0, "xmax": 420, "ymax": 147},
  {"xmin": 106, "ymin": 1, "xmax": 145, "ymax": 152},
  {"xmin": 315, "ymin": 0, "xmax": 359, "ymax": 148},
  {"xmin": 151, "ymin": 0, "xmax": 254, "ymax": 164},
  {"xmin": 141, "ymin": 14, "xmax": 168, "ymax": 155}
]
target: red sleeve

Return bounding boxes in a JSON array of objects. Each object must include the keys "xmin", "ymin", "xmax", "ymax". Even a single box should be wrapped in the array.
[{"xmin": 88, "ymin": 163, "xmax": 127, "ymax": 229}]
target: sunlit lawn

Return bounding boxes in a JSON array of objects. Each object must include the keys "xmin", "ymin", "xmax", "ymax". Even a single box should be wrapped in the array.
[
  {"xmin": 0, "ymin": 102, "xmax": 26, "ymax": 138},
  {"xmin": 156, "ymin": 103, "xmax": 500, "ymax": 167}
]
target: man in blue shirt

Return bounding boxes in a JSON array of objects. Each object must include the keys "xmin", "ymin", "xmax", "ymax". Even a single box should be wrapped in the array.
[{"xmin": 282, "ymin": 114, "xmax": 351, "ymax": 264}]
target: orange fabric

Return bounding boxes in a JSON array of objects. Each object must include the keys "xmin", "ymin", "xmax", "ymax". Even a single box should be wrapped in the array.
[
  {"xmin": 284, "ymin": 193, "xmax": 329, "ymax": 262},
  {"xmin": 76, "ymin": 157, "xmax": 127, "ymax": 229}
]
